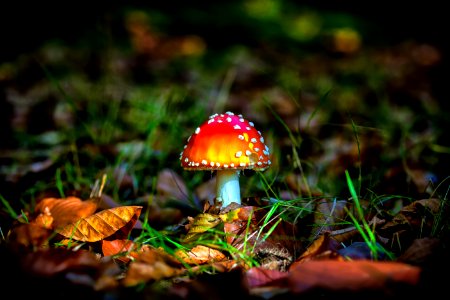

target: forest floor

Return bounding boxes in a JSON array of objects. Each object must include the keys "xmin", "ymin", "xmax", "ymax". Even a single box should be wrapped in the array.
[{"xmin": 1, "ymin": 2, "xmax": 449, "ymax": 299}]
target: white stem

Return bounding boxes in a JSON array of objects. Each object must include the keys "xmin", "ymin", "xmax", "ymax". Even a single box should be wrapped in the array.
[{"xmin": 216, "ymin": 169, "xmax": 241, "ymax": 207}]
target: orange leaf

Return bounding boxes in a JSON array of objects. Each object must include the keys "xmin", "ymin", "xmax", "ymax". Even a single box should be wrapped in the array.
[
  {"xmin": 56, "ymin": 206, "xmax": 142, "ymax": 242},
  {"xmin": 102, "ymin": 239, "xmax": 135, "ymax": 256},
  {"xmin": 34, "ymin": 196, "xmax": 98, "ymax": 229},
  {"xmin": 287, "ymin": 260, "xmax": 421, "ymax": 294},
  {"xmin": 174, "ymin": 245, "xmax": 226, "ymax": 265},
  {"xmin": 294, "ymin": 232, "xmax": 341, "ymax": 263},
  {"xmin": 102, "ymin": 239, "xmax": 136, "ymax": 264}
]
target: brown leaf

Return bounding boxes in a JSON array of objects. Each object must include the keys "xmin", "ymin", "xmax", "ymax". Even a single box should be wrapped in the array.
[
  {"xmin": 398, "ymin": 237, "xmax": 442, "ymax": 265},
  {"xmin": 34, "ymin": 196, "xmax": 98, "ymax": 229},
  {"xmin": 174, "ymin": 245, "xmax": 226, "ymax": 265},
  {"xmin": 380, "ymin": 198, "xmax": 441, "ymax": 243},
  {"xmin": 245, "ymin": 267, "xmax": 288, "ymax": 288},
  {"xmin": 22, "ymin": 248, "xmax": 100, "ymax": 277},
  {"xmin": 156, "ymin": 168, "xmax": 189, "ymax": 202},
  {"xmin": 7, "ymin": 223, "xmax": 53, "ymax": 250},
  {"xmin": 122, "ymin": 247, "xmax": 184, "ymax": 286},
  {"xmin": 310, "ymin": 198, "xmax": 348, "ymax": 238},
  {"xmin": 294, "ymin": 232, "xmax": 341, "ymax": 264},
  {"xmin": 287, "ymin": 260, "xmax": 421, "ymax": 295},
  {"xmin": 223, "ymin": 206, "xmax": 301, "ymax": 271},
  {"xmin": 57, "ymin": 206, "xmax": 142, "ymax": 242}
]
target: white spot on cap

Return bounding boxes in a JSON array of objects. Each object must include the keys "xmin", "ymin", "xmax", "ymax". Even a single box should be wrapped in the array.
[
  {"xmin": 226, "ymin": 117, "xmax": 232, "ymax": 122},
  {"xmin": 249, "ymin": 122, "xmax": 254, "ymax": 127},
  {"xmin": 260, "ymin": 137, "xmax": 265, "ymax": 143},
  {"xmin": 245, "ymin": 150, "xmax": 252, "ymax": 156},
  {"xmin": 250, "ymin": 138, "xmax": 257, "ymax": 143},
  {"xmin": 254, "ymin": 147, "xmax": 260, "ymax": 152},
  {"xmin": 195, "ymin": 127, "xmax": 200, "ymax": 134},
  {"xmin": 240, "ymin": 162, "xmax": 246, "ymax": 167},
  {"xmin": 238, "ymin": 135, "xmax": 244, "ymax": 140},
  {"xmin": 210, "ymin": 162, "xmax": 215, "ymax": 167},
  {"xmin": 239, "ymin": 118, "xmax": 245, "ymax": 122},
  {"xmin": 202, "ymin": 160, "xmax": 207, "ymax": 165},
  {"xmin": 230, "ymin": 163, "xmax": 235, "ymax": 167},
  {"xmin": 235, "ymin": 151, "xmax": 242, "ymax": 158},
  {"xmin": 234, "ymin": 125, "xmax": 241, "ymax": 130},
  {"xmin": 184, "ymin": 158, "xmax": 189, "ymax": 162},
  {"xmin": 216, "ymin": 162, "xmax": 220, "ymax": 167}
]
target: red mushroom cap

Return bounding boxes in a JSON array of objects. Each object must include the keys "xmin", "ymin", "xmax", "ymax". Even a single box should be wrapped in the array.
[{"xmin": 180, "ymin": 112, "xmax": 271, "ymax": 171}]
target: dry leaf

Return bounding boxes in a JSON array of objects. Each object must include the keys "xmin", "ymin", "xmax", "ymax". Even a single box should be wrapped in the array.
[
  {"xmin": 57, "ymin": 206, "xmax": 142, "ymax": 242},
  {"xmin": 174, "ymin": 245, "xmax": 226, "ymax": 265},
  {"xmin": 22, "ymin": 248, "xmax": 100, "ymax": 277},
  {"xmin": 122, "ymin": 247, "xmax": 184, "ymax": 286},
  {"xmin": 182, "ymin": 213, "xmax": 222, "ymax": 243},
  {"xmin": 287, "ymin": 260, "xmax": 421, "ymax": 295},
  {"xmin": 7, "ymin": 223, "xmax": 53, "ymax": 250},
  {"xmin": 34, "ymin": 196, "xmax": 98, "ymax": 229},
  {"xmin": 245, "ymin": 267, "xmax": 288, "ymax": 288},
  {"xmin": 156, "ymin": 168, "xmax": 189, "ymax": 202},
  {"xmin": 223, "ymin": 206, "xmax": 301, "ymax": 271},
  {"xmin": 310, "ymin": 198, "xmax": 347, "ymax": 238},
  {"xmin": 294, "ymin": 233, "xmax": 341, "ymax": 264},
  {"xmin": 102, "ymin": 239, "xmax": 136, "ymax": 263}
]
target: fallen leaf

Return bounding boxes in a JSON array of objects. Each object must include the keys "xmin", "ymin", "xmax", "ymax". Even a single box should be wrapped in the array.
[
  {"xmin": 287, "ymin": 260, "xmax": 421, "ymax": 295},
  {"xmin": 223, "ymin": 206, "xmax": 301, "ymax": 271},
  {"xmin": 22, "ymin": 248, "xmax": 100, "ymax": 277},
  {"xmin": 57, "ymin": 206, "xmax": 142, "ymax": 242},
  {"xmin": 174, "ymin": 245, "xmax": 226, "ymax": 265},
  {"xmin": 156, "ymin": 168, "xmax": 189, "ymax": 202},
  {"xmin": 294, "ymin": 232, "xmax": 341, "ymax": 263},
  {"xmin": 245, "ymin": 267, "xmax": 288, "ymax": 288},
  {"xmin": 102, "ymin": 239, "xmax": 135, "ymax": 263},
  {"xmin": 34, "ymin": 196, "xmax": 98, "ymax": 229},
  {"xmin": 182, "ymin": 213, "xmax": 222, "ymax": 243},
  {"xmin": 122, "ymin": 247, "xmax": 184, "ymax": 286}
]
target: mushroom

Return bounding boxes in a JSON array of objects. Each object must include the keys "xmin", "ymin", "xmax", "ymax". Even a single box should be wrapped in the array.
[{"xmin": 180, "ymin": 111, "xmax": 271, "ymax": 207}]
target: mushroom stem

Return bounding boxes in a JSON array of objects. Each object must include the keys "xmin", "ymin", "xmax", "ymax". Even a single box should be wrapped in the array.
[{"xmin": 216, "ymin": 169, "xmax": 241, "ymax": 207}]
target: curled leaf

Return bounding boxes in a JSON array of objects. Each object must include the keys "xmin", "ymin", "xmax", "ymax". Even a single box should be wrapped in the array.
[{"xmin": 183, "ymin": 213, "xmax": 222, "ymax": 242}]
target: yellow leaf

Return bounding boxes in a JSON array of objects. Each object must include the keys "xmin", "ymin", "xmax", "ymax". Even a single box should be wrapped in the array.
[
  {"xmin": 174, "ymin": 245, "xmax": 226, "ymax": 265},
  {"xmin": 57, "ymin": 206, "xmax": 142, "ymax": 242},
  {"xmin": 182, "ymin": 213, "xmax": 221, "ymax": 243}
]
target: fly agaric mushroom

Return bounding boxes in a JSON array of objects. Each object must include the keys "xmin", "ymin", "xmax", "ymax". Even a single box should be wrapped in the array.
[{"xmin": 180, "ymin": 111, "xmax": 271, "ymax": 207}]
